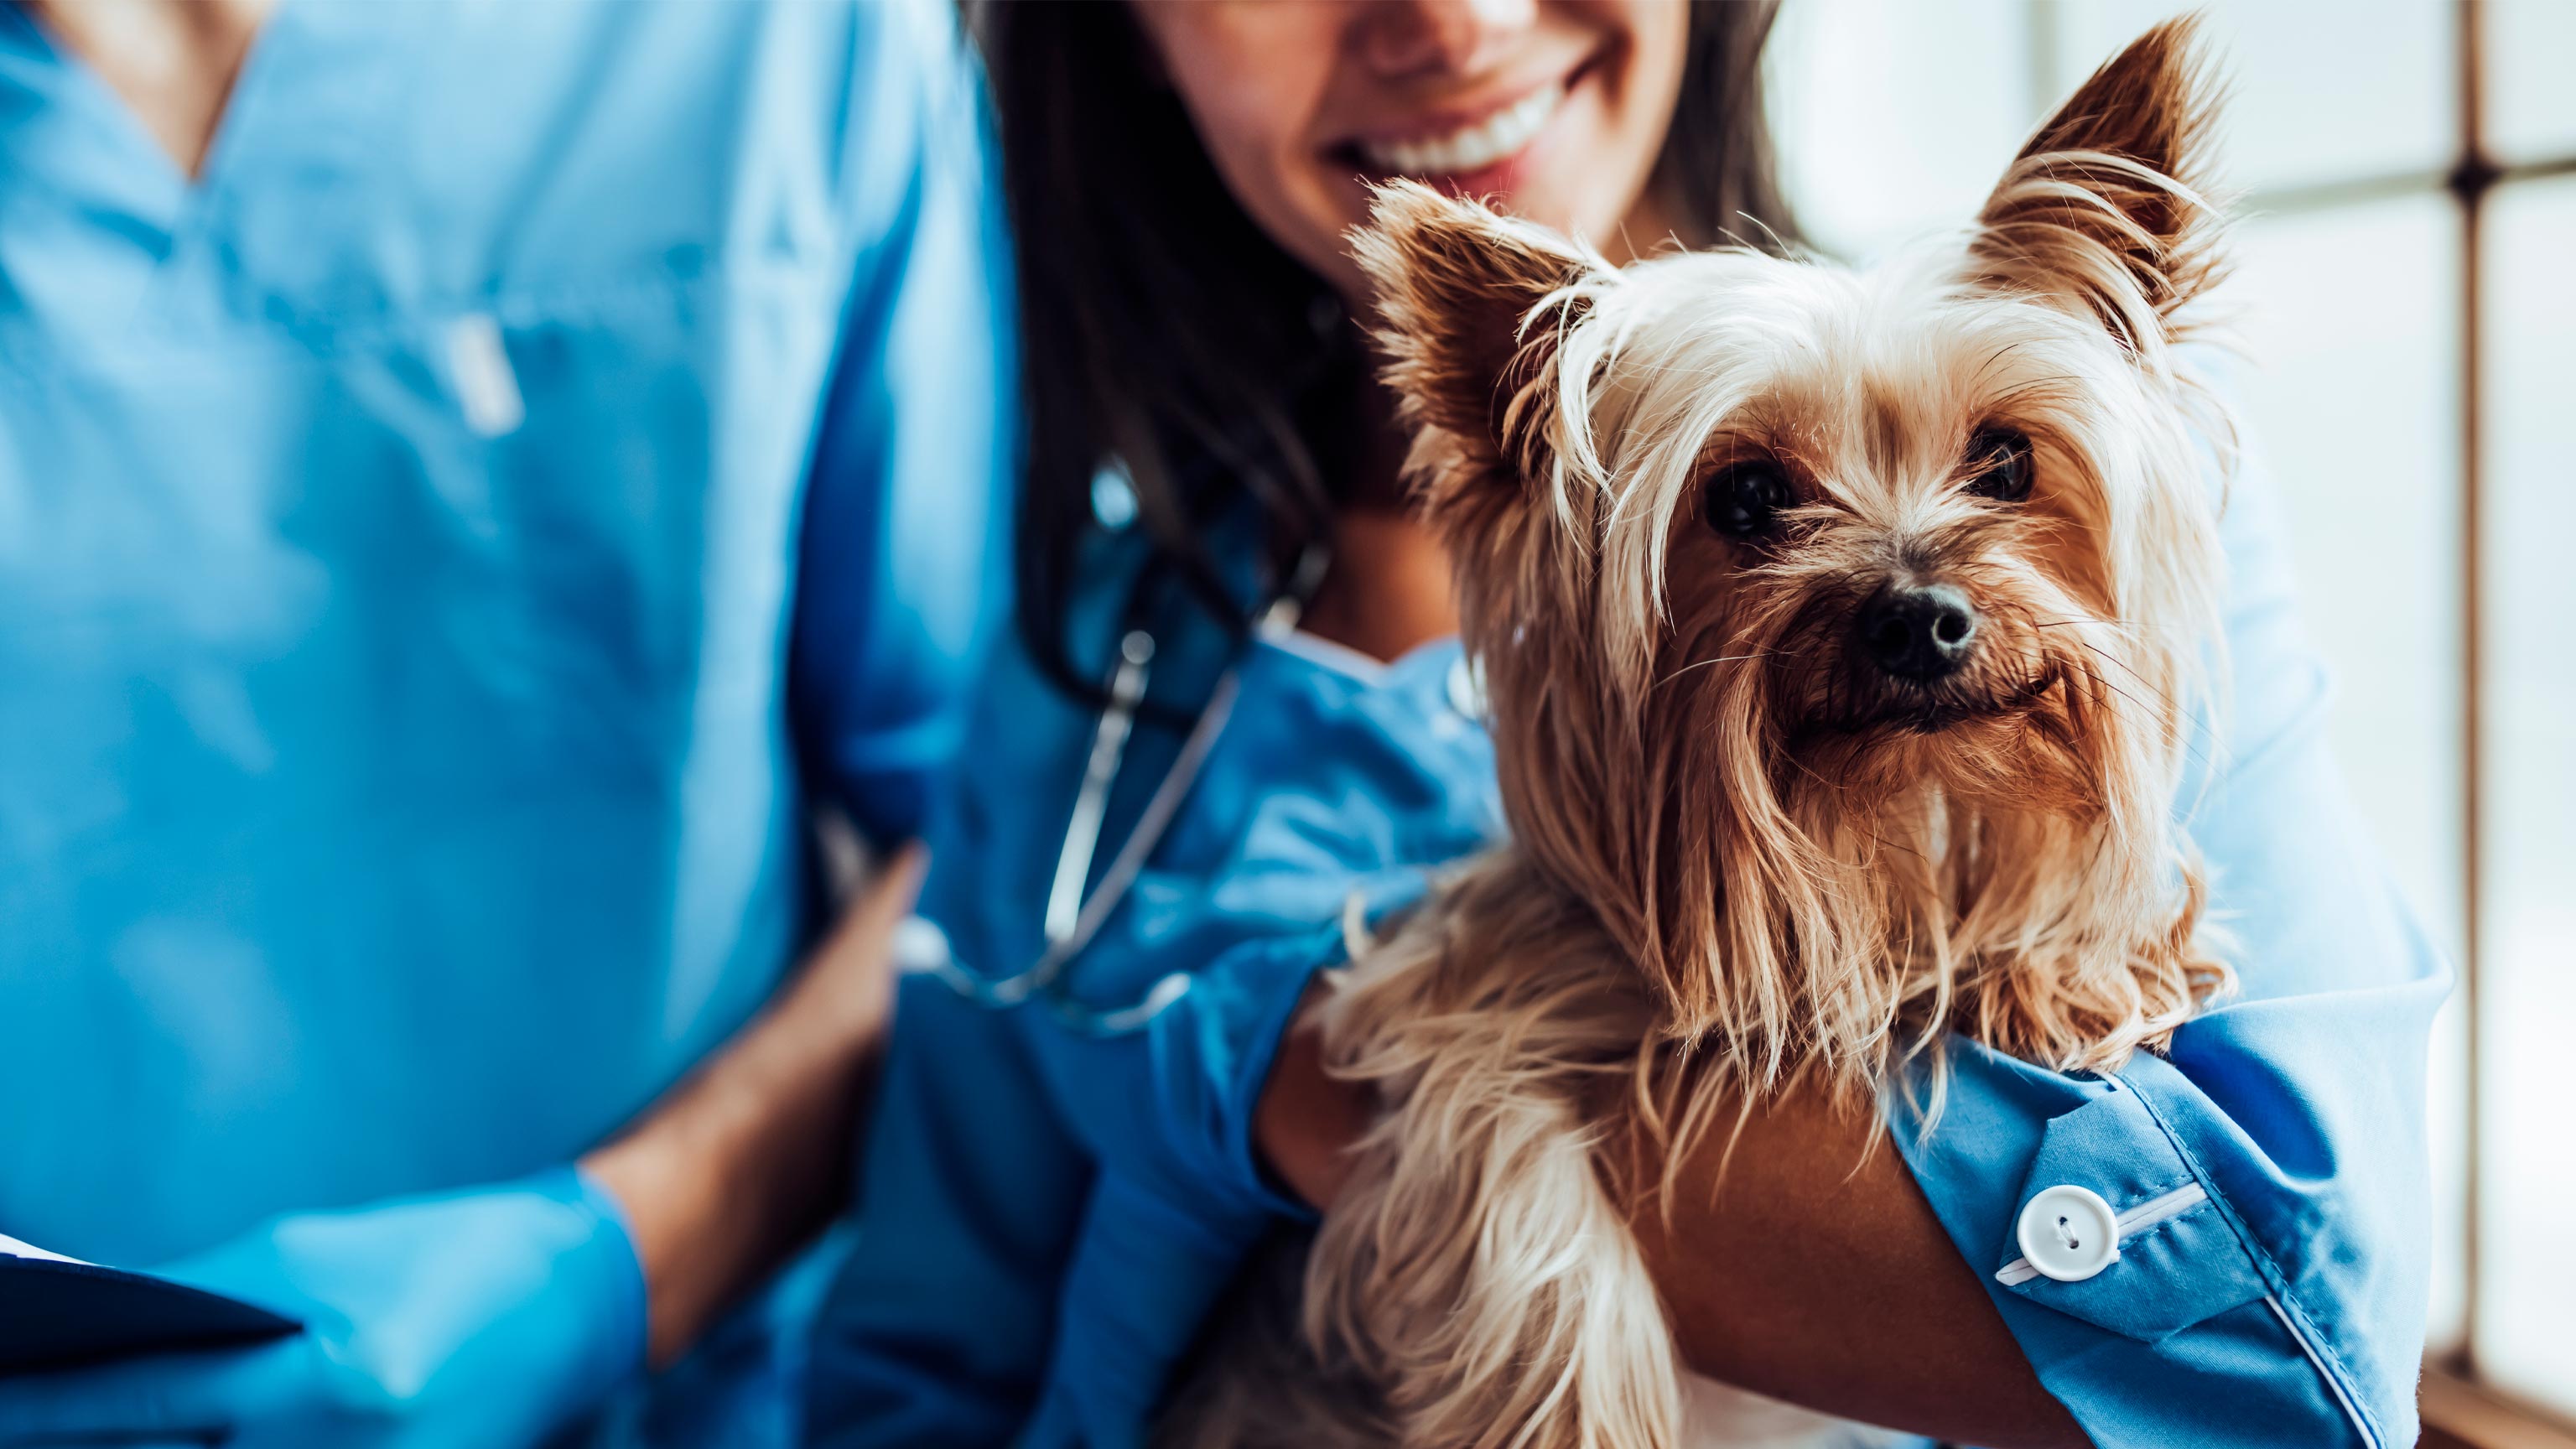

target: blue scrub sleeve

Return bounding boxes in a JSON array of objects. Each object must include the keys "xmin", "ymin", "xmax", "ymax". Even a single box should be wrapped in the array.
[
  {"xmin": 806, "ymin": 927, "xmax": 1350, "ymax": 1449},
  {"xmin": 1000, "ymin": 928, "xmax": 1346, "ymax": 1447},
  {"xmin": 817, "ymin": 893, "xmax": 1356, "ymax": 1448},
  {"xmin": 807, "ymin": 974, "xmax": 1095, "ymax": 1448},
  {"xmin": 1016, "ymin": 1173, "xmax": 1275, "ymax": 1449},
  {"xmin": 1117, "ymin": 923, "xmax": 1344, "ymax": 1222},
  {"xmin": 0, "ymin": 1168, "xmax": 643, "ymax": 1447},
  {"xmin": 1889, "ymin": 444, "xmax": 2444, "ymax": 1449},
  {"xmin": 789, "ymin": 0, "xmax": 1015, "ymax": 846}
]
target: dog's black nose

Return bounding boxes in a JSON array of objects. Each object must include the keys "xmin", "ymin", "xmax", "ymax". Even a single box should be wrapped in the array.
[{"xmin": 1859, "ymin": 583, "xmax": 1978, "ymax": 682}]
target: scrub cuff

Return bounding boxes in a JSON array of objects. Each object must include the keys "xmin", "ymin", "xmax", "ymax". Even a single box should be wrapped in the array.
[
  {"xmin": 819, "ymin": 711, "xmax": 972, "ymax": 845},
  {"xmin": 1887, "ymin": 1045, "xmax": 2378, "ymax": 1449},
  {"xmin": 1202, "ymin": 879, "xmax": 1435, "ymax": 1225},
  {"xmin": 560, "ymin": 1163, "xmax": 652, "ymax": 1387},
  {"xmin": 1223, "ymin": 929, "xmax": 1351, "ymax": 1225},
  {"xmin": 1147, "ymin": 921, "xmax": 1350, "ymax": 1228}
]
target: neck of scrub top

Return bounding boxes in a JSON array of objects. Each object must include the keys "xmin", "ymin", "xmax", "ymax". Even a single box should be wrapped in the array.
[{"xmin": 16, "ymin": 0, "xmax": 276, "ymax": 180}]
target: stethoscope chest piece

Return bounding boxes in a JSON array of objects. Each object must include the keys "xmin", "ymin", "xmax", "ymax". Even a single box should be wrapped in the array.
[{"xmin": 1445, "ymin": 655, "xmax": 1487, "ymax": 723}]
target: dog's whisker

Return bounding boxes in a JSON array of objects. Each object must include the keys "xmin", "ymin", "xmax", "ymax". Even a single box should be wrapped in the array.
[
  {"xmin": 2033, "ymin": 616, "xmax": 2177, "ymax": 633},
  {"xmin": 2066, "ymin": 648, "xmax": 2220, "ymax": 772},
  {"xmin": 1654, "ymin": 650, "xmax": 1787, "ymax": 688},
  {"xmin": 2060, "ymin": 639, "xmax": 2225, "ymax": 768}
]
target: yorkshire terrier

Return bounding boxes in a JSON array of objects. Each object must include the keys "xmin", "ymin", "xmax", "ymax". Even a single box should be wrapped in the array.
[{"xmin": 1166, "ymin": 18, "xmax": 2236, "ymax": 1449}]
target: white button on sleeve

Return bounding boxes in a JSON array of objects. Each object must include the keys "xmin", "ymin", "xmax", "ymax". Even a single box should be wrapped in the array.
[{"xmin": 2015, "ymin": 1183, "xmax": 2123, "ymax": 1283}]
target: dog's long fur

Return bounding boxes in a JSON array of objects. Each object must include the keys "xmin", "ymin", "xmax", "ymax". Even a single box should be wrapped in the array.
[{"xmin": 1164, "ymin": 21, "xmax": 2236, "ymax": 1449}]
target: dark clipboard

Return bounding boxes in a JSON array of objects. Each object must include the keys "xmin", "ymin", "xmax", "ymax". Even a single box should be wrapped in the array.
[{"xmin": 0, "ymin": 1252, "xmax": 301, "ymax": 1376}]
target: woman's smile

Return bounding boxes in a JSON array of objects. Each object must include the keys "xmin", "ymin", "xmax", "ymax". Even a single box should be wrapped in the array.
[
  {"xmin": 1131, "ymin": 0, "xmax": 1685, "ymax": 304},
  {"xmin": 1347, "ymin": 75, "xmax": 1566, "ymax": 179}
]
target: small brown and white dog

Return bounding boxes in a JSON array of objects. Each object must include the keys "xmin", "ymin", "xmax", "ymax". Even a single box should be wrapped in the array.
[{"xmin": 1167, "ymin": 19, "xmax": 2236, "ymax": 1449}]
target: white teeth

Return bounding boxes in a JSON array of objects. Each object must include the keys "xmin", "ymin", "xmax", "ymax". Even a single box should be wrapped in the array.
[{"xmin": 1358, "ymin": 81, "xmax": 1565, "ymax": 178}]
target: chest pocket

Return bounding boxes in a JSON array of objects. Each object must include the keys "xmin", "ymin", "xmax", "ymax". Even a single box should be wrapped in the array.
[{"xmin": 431, "ymin": 267, "xmax": 844, "ymax": 725}]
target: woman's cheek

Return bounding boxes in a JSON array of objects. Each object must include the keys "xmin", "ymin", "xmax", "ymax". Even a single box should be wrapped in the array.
[{"xmin": 1136, "ymin": 7, "xmax": 1361, "ymax": 282}]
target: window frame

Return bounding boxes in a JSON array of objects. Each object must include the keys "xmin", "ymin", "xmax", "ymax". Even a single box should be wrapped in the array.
[{"xmin": 2166, "ymin": 1, "xmax": 2576, "ymax": 1440}]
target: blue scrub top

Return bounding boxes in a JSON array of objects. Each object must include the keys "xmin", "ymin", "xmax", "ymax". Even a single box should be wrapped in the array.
[
  {"xmin": 0, "ymin": 0, "xmax": 1007, "ymax": 1392},
  {"xmin": 808, "ymin": 421, "xmax": 2443, "ymax": 1448}
]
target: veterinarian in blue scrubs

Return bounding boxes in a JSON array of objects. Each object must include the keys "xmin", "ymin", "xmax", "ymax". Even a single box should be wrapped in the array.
[
  {"xmin": 0, "ymin": 1, "xmax": 1007, "ymax": 1444},
  {"xmin": 807, "ymin": 5, "xmax": 2440, "ymax": 1448}
]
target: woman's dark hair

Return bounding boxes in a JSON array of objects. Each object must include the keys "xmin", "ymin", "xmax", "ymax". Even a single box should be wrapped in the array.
[{"xmin": 977, "ymin": 3, "xmax": 1798, "ymax": 701}]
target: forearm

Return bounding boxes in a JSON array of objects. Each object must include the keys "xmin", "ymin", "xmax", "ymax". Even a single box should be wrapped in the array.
[
  {"xmin": 584, "ymin": 847, "xmax": 925, "ymax": 1365},
  {"xmin": 1258, "ymin": 1002, "xmax": 2084, "ymax": 1447},
  {"xmin": 1616, "ymin": 1080, "xmax": 2085, "ymax": 1449}
]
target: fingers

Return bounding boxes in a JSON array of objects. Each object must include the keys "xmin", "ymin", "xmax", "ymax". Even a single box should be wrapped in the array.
[
  {"xmin": 844, "ymin": 842, "xmax": 931, "ymax": 943},
  {"xmin": 803, "ymin": 844, "xmax": 931, "ymax": 1015}
]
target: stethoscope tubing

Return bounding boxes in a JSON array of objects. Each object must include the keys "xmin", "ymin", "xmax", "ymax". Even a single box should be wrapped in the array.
[{"xmin": 917, "ymin": 549, "xmax": 1326, "ymax": 1036}]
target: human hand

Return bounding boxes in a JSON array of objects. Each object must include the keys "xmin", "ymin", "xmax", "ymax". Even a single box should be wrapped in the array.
[
  {"xmin": 0, "ymin": 1168, "xmax": 641, "ymax": 1448},
  {"xmin": 584, "ymin": 844, "xmax": 926, "ymax": 1366}
]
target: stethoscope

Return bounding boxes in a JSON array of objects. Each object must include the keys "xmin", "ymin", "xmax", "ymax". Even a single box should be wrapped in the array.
[{"xmin": 907, "ymin": 546, "xmax": 1331, "ymax": 1036}]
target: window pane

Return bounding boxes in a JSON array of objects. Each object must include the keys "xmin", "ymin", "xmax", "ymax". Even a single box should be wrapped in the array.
[
  {"xmin": 1765, "ymin": 0, "xmax": 2038, "ymax": 259},
  {"xmin": 2049, "ymin": 0, "xmax": 2456, "ymax": 193},
  {"xmin": 2487, "ymin": 0, "xmax": 2576, "ymax": 162},
  {"xmin": 2477, "ymin": 174, "xmax": 2576, "ymax": 1415},
  {"xmin": 2231, "ymin": 195, "xmax": 2469, "ymax": 1353},
  {"xmin": 2235, "ymin": 198, "xmax": 2464, "ymax": 953}
]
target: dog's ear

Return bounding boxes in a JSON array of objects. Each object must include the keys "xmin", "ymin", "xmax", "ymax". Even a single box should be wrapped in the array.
[
  {"xmin": 1973, "ymin": 17, "xmax": 2225, "ymax": 351},
  {"xmin": 1351, "ymin": 181, "xmax": 1603, "ymax": 492}
]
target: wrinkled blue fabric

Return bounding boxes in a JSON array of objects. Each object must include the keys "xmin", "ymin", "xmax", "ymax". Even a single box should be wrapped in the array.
[
  {"xmin": 0, "ymin": 0, "xmax": 1012, "ymax": 1443},
  {"xmin": 807, "ymin": 431, "xmax": 2438, "ymax": 1447},
  {"xmin": 0, "ymin": 1170, "xmax": 643, "ymax": 1448}
]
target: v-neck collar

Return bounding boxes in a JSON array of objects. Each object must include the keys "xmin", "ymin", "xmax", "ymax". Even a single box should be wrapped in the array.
[
  {"xmin": 0, "ymin": 1, "xmax": 405, "ymax": 226},
  {"xmin": 0, "ymin": 1, "xmax": 418, "ymax": 338},
  {"xmin": 0, "ymin": 10, "xmax": 177, "ymax": 233},
  {"xmin": 7, "ymin": 0, "xmax": 284, "ymax": 199}
]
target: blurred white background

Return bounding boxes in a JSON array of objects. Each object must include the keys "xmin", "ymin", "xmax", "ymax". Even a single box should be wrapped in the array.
[{"xmin": 1763, "ymin": 0, "xmax": 2573, "ymax": 1423}]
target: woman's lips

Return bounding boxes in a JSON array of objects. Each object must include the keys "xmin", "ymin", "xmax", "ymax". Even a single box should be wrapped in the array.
[{"xmin": 1348, "ymin": 78, "xmax": 1570, "ymax": 179}]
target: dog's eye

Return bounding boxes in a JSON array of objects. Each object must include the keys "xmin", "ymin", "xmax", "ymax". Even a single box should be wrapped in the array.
[
  {"xmin": 1965, "ymin": 428, "xmax": 2034, "ymax": 502},
  {"xmin": 1704, "ymin": 460, "xmax": 1791, "ymax": 539}
]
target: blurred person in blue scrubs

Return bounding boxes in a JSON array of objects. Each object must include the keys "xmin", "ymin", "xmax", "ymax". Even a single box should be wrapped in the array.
[
  {"xmin": 0, "ymin": 0, "xmax": 1009, "ymax": 1446},
  {"xmin": 806, "ymin": 3, "xmax": 2441, "ymax": 1448}
]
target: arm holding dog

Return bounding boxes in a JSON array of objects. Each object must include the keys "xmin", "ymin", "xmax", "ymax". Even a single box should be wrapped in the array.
[
  {"xmin": 1259, "ymin": 437, "xmax": 2438, "ymax": 1449},
  {"xmin": 1262, "ymin": 974, "xmax": 2086, "ymax": 1449},
  {"xmin": 1254, "ymin": 20, "xmax": 2435, "ymax": 1449}
]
